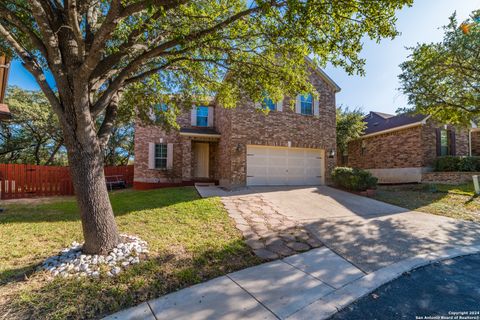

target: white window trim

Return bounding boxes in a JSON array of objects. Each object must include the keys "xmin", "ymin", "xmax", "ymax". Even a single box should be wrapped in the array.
[
  {"xmin": 154, "ymin": 143, "xmax": 168, "ymax": 169},
  {"xmin": 190, "ymin": 105, "xmax": 197, "ymax": 126},
  {"xmin": 296, "ymin": 94, "xmax": 319, "ymax": 116},
  {"xmin": 148, "ymin": 142, "xmax": 173, "ymax": 170}
]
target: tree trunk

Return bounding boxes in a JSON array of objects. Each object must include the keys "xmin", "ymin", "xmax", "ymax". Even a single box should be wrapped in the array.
[
  {"xmin": 67, "ymin": 145, "xmax": 121, "ymax": 254},
  {"xmin": 61, "ymin": 101, "xmax": 121, "ymax": 255}
]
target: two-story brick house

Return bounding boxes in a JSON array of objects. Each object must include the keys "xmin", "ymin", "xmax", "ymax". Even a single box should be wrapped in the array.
[{"xmin": 133, "ymin": 66, "xmax": 340, "ymax": 189}]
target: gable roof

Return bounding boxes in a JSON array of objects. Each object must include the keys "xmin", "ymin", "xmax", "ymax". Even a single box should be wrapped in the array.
[
  {"xmin": 364, "ymin": 111, "xmax": 430, "ymax": 136},
  {"xmin": 305, "ymin": 57, "xmax": 341, "ymax": 93}
]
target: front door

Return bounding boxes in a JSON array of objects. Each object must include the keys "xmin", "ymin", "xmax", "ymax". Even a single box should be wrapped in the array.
[{"xmin": 194, "ymin": 143, "xmax": 209, "ymax": 178}]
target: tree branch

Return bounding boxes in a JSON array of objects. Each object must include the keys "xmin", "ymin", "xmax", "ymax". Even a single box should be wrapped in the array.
[
  {"xmin": 90, "ymin": 4, "xmax": 270, "ymax": 115},
  {"xmin": 66, "ymin": 0, "xmax": 85, "ymax": 58},
  {"xmin": 0, "ymin": 22, "xmax": 62, "ymax": 114},
  {"xmin": 0, "ymin": 4, "xmax": 48, "ymax": 56}
]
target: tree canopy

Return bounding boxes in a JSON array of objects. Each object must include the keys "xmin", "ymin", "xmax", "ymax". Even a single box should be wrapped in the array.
[
  {"xmin": 0, "ymin": 86, "xmax": 134, "ymax": 165},
  {"xmin": 336, "ymin": 106, "xmax": 366, "ymax": 156},
  {"xmin": 399, "ymin": 10, "xmax": 480, "ymax": 125},
  {"xmin": 0, "ymin": 86, "xmax": 65, "ymax": 165},
  {"xmin": 0, "ymin": 0, "xmax": 412, "ymax": 124}
]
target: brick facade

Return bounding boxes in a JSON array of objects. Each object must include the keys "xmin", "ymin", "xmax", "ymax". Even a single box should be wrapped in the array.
[
  {"xmin": 134, "ymin": 67, "xmax": 338, "ymax": 188},
  {"xmin": 347, "ymin": 121, "xmax": 470, "ymax": 170}
]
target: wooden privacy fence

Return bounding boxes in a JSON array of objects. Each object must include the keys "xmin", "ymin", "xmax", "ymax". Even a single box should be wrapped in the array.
[{"xmin": 0, "ymin": 164, "xmax": 134, "ymax": 200}]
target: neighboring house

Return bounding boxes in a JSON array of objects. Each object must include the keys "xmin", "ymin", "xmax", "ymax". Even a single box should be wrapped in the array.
[
  {"xmin": 0, "ymin": 54, "xmax": 12, "ymax": 121},
  {"xmin": 134, "ymin": 65, "xmax": 340, "ymax": 189},
  {"xmin": 343, "ymin": 111, "xmax": 473, "ymax": 183}
]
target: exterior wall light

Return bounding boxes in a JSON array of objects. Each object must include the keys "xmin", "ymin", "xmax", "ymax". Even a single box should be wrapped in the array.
[{"xmin": 328, "ymin": 149, "xmax": 335, "ymax": 158}]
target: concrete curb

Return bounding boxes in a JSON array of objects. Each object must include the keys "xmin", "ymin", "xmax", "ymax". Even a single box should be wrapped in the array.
[
  {"xmin": 286, "ymin": 245, "xmax": 480, "ymax": 320},
  {"xmin": 102, "ymin": 245, "xmax": 480, "ymax": 320}
]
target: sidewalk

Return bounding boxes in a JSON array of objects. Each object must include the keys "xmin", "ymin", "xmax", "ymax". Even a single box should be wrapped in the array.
[{"xmin": 104, "ymin": 245, "xmax": 480, "ymax": 320}]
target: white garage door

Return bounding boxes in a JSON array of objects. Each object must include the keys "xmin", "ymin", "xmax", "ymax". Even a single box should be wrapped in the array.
[{"xmin": 246, "ymin": 145, "xmax": 324, "ymax": 186}]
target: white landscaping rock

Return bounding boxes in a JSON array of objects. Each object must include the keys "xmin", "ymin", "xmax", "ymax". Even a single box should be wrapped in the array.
[{"xmin": 40, "ymin": 234, "xmax": 148, "ymax": 278}]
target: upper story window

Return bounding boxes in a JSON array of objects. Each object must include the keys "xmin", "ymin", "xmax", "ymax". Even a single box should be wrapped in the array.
[
  {"xmin": 155, "ymin": 143, "xmax": 168, "ymax": 169},
  {"xmin": 262, "ymin": 98, "xmax": 276, "ymax": 111},
  {"xmin": 196, "ymin": 106, "xmax": 209, "ymax": 127},
  {"xmin": 300, "ymin": 94, "xmax": 313, "ymax": 115},
  {"xmin": 152, "ymin": 103, "xmax": 169, "ymax": 121}
]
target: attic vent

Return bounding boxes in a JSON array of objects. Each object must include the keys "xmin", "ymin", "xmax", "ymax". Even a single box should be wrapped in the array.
[{"xmin": 373, "ymin": 122, "xmax": 379, "ymax": 126}]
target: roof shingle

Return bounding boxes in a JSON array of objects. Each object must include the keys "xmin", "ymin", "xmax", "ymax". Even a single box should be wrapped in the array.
[{"xmin": 364, "ymin": 111, "xmax": 429, "ymax": 135}]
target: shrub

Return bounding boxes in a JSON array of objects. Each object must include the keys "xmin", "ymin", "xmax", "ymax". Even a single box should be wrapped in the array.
[
  {"xmin": 433, "ymin": 156, "xmax": 480, "ymax": 172},
  {"xmin": 331, "ymin": 167, "xmax": 378, "ymax": 191}
]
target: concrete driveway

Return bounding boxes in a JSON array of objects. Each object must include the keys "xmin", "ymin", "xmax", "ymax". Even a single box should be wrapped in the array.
[{"xmin": 228, "ymin": 186, "xmax": 480, "ymax": 273}]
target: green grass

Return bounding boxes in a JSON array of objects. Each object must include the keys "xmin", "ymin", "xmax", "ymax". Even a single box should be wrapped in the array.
[
  {"xmin": 372, "ymin": 183, "xmax": 480, "ymax": 222},
  {"xmin": 0, "ymin": 187, "xmax": 259, "ymax": 319}
]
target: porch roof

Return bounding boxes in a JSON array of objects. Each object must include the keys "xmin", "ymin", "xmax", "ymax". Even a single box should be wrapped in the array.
[{"xmin": 179, "ymin": 127, "xmax": 221, "ymax": 139}]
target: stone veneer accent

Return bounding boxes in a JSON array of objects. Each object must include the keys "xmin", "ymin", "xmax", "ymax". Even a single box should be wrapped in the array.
[
  {"xmin": 421, "ymin": 172, "xmax": 480, "ymax": 185},
  {"xmin": 134, "ymin": 66, "xmax": 338, "ymax": 187}
]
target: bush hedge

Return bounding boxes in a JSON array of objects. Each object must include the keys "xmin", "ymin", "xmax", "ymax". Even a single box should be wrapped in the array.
[
  {"xmin": 331, "ymin": 167, "xmax": 378, "ymax": 191},
  {"xmin": 433, "ymin": 156, "xmax": 480, "ymax": 172}
]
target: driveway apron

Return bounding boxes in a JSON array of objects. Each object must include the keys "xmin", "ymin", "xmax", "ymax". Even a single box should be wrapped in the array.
[{"xmin": 250, "ymin": 186, "xmax": 480, "ymax": 272}]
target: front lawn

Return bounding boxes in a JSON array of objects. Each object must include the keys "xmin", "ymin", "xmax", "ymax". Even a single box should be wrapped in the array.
[
  {"xmin": 372, "ymin": 183, "xmax": 480, "ymax": 222},
  {"xmin": 0, "ymin": 187, "xmax": 259, "ymax": 319}
]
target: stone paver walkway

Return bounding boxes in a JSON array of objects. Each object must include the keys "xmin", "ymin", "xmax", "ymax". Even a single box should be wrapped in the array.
[{"xmin": 221, "ymin": 195, "xmax": 322, "ymax": 259}]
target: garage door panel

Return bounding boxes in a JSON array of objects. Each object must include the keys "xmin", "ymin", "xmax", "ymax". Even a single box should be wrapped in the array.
[
  {"xmin": 247, "ymin": 166, "xmax": 267, "ymax": 176},
  {"xmin": 268, "ymin": 176, "xmax": 288, "ymax": 185},
  {"xmin": 246, "ymin": 145, "xmax": 324, "ymax": 186},
  {"xmin": 269, "ymin": 157, "xmax": 287, "ymax": 166}
]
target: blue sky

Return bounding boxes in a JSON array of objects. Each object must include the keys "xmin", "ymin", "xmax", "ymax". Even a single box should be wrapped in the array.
[
  {"xmin": 325, "ymin": 0, "xmax": 480, "ymax": 115},
  {"xmin": 7, "ymin": 1, "xmax": 480, "ymax": 115}
]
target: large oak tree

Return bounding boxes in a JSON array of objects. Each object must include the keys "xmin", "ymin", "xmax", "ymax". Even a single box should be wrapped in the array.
[
  {"xmin": 0, "ymin": 0, "xmax": 411, "ymax": 254},
  {"xmin": 399, "ymin": 11, "xmax": 480, "ymax": 124}
]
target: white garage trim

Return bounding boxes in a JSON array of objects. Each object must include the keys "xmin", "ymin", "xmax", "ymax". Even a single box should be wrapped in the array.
[{"xmin": 246, "ymin": 145, "xmax": 325, "ymax": 186}]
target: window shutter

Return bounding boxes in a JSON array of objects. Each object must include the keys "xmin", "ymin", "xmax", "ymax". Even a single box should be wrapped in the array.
[
  {"xmin": 450, "ymin": 130, "xmax": 456, "ymax": 156},
  {"xmin": 295, "ymin": 95, "xmax": 301, "ymax": 114},
  {"xmin": 435, "ymin": 128, "xmax": 441, "ymax": 156},
  {"xmin": 207, "ymin": 107, "xmax": 214, "ymax": 127},
  {"xmin": 276, "ymin": 99, "xmax": 283, "ymax": 111},
  {"xmin": 148, "ymin": 142, "xmax": 155, "ymax": 169},
  {"xmin": 167, "ymin": 143, "xmax": 174, "ymax": 169},
  {"xmin": 314, "ymin": 98, "xmax": 320, "ymax": 116},
  {"xmin": 191, "ymin": 106, "xmax": 197, "ymax": 126}
]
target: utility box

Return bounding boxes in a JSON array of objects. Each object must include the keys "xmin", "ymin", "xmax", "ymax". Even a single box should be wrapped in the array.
[{"xmin": 473, "ymin": 175, "xmax": 480, "ymax": 195}]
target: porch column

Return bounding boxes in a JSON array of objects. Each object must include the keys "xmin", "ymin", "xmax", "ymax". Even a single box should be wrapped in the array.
[{"xmin": 182, "ymin": 138, "xmax": 192, "ymax": 181}]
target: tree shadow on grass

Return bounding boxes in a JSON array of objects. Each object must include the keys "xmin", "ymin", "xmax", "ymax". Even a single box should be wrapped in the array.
[{"xmin": 0, "ymin": 239, "xmax": 261, "ymax": 320}]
